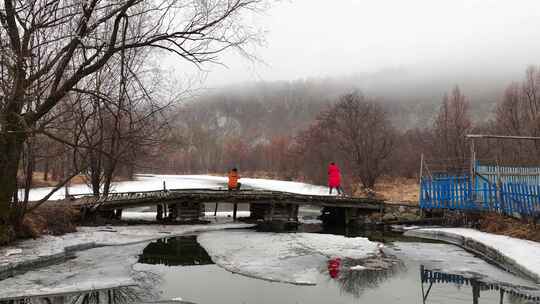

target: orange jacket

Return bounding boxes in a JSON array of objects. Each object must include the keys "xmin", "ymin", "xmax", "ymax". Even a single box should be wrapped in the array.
[{"xmin": 228, "ymin": 171, "xmax": 239, "ymax": 188}]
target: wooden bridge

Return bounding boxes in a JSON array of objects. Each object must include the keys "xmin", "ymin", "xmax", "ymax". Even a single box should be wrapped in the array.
[{"xmin": 68, "ymin": 188, "xmax": 385, "ymax": 225}]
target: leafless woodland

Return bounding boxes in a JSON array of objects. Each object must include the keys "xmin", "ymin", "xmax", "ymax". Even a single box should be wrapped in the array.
[
  {"xmin": 2, "ymin": 0, "xmax": 540, "ymax": 245},
  {"xmin": 0, "ymin": 0, "xmax": 268, "ymax": 242}
]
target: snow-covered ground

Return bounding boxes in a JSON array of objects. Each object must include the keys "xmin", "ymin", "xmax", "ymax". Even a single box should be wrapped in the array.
[
  {"xmin": 197, "ymin": 230, "xmax": 380, "ymax": 285},
  {"xmin": 404, "ymin": 228, "xmax": 540, "ymax": 283},
  {"xmin": 27, "ymin": 174, "xmax": 333, "ymax": 201},
  {"xmin": 121, "ymin": 211, "xmax": 252, "ymax": 222}
]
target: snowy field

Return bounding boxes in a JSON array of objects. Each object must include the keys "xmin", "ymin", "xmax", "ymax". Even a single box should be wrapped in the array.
[
  {"xmin": 26, "ymin": 174, "xmax": 333, "ymax": 202},
  {"xmin": 197, "ymin": 230, "xmax": 381, "ymax": 285},
  {"xmin": 404, "ymin": 228, "xmax": 540, "ymax": 283}
]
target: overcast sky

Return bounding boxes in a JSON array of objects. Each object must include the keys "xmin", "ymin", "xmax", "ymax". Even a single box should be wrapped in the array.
[{"xmin": 171, "ymin": 0, "xmax": 540, "ymax": 89}]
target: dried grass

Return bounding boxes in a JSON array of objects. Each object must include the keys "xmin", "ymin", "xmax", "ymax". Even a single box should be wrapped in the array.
[
  {"xmin": 18, "ymin": 204, "xmax": 79, "ymax": 239},
  {"xmin": 479, "ymin": 213, "xmax": 540, "ymax": 242},
  {"xmin": 350, "ymin": 176, "xmax": 419, "ymax": 204}
]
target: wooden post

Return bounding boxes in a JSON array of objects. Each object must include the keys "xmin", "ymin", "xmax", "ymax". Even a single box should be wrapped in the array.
[
  {"xmin": 293, "ymin": 205, "xmax": 299, "ymax": 221},
  {"xmin": 114, "ymin": 209, "xmax": 122, "ymax": 220},
  {"xmin": 470, "ymin": 137, "xmax": 476, "ymax": 201},
  {"xmin": 419, "ymin": 153, "xmax": 424, "ymax": 217},
  {"xmin": 156, "ymin": 204, "xmax": 163, "ymax": 221},
  {"xmin": 499, "ymin": 289, "xmax": 504, "ymax": 304},
  {"xmin": 233, "ymin": 203, "xmax": 238, "ymax": 220},
  {"xmin": 287, "ymin": 204, "xmax": 293, "ymax": 221},
  {"xmin": 269, "ymin": 202, "xmax": 275, "ymax": 221}
]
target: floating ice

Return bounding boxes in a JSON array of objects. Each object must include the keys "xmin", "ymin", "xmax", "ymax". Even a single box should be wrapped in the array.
[{"xmin": 197, "ymin": 230, "xmax": 380, "ymax": 285}]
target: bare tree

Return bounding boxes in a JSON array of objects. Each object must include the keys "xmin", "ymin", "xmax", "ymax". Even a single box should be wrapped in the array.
[
  {"xmin": 323, "ymin": 92, "xmax": 396, "ymax": 189},
  {"xmin": 490, "ymin": 66, "xmax": 540, "ymax": 164},
  {"xmin": 0, "ymin": 0, "xmax": 267, "ymax": 241},
  {"xmin": 432, "ymin": 86, "xmax": 472, "ymax": 169}
]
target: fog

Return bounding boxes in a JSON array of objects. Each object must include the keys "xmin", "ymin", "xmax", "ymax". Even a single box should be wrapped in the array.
[{"xmin": 169, "ymin": 0, "xmax": 540, "ymax": 96}]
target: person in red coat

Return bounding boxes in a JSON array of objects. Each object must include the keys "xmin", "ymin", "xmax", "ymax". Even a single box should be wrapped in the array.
[{"xmin": 328, "ymin": 162, "xmax": 344, "ymax": 195}]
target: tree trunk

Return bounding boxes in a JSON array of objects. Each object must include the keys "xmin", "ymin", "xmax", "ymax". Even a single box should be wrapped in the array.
[
  {"xmin": 0, "ymin": 132, "xmax": 26, "ymax": 229},
  {"xmin": 102, "ymin": 158, "xmax": 117, "ymax": 196},
  {"xmin": 89, "ymin": 152, "xmax": 102, "ymax": 196},
  {"xmin": 43, "ymin": 157, "xmax": 49, "ymax": 181}
]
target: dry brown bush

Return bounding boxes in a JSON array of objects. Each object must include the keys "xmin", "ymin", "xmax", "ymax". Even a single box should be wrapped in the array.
[{"xmin": 17, "ymin": 204, "xmax": 79, "ymax": 239}]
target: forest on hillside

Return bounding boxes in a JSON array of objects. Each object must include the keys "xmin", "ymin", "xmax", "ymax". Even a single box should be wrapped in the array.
[
  {"xmin": 143, "ymin": 66, "xmax": 540, "ymax": 191},
  {"xmin": 19, "ymin": 64, "xmax": 540, "ymax": 197}
]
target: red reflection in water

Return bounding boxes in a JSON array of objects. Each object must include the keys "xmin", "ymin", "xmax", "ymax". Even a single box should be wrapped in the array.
[{"xmin": 328, "ymin": 258, "xmax": 341, "ymax": 279}]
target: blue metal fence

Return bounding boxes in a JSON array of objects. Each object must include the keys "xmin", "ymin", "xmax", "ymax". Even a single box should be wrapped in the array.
[{"xmin": 420, "ymin": 165, "xmax": 540, "ymax": 216}]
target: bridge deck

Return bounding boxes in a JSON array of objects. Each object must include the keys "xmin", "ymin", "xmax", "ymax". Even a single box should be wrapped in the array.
[{"xmin": 69, "ymin": 189, "xmax": 384, "ymax": 211}]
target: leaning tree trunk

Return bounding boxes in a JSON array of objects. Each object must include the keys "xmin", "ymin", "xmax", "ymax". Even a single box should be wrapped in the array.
[{"xmin": 0, "ymin": 131, "xmax": 26, "ymax": 242}]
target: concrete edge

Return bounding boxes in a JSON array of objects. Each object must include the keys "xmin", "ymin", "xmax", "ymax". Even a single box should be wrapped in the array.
[{"xmin": 404, "ymin": 229, "xmax": 540, "ymax": 283}]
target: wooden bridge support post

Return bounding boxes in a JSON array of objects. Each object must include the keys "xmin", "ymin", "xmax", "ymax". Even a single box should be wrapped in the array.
[
  {"xmin": 269, "ymin": 202, "xmax": 275, "ymax": 221},
  {"xmin": 286, "ymin": 204, "xmax": 299, "ymax": 222},
  {"xmin": 168, "ymin": 203, "xmax": 178, "ymax": 220},
  {"xmin": 287, "ymin": 204, "xmax": 293, "ymax": 221},
  {"xmin": 293, "ymin": 205, "xmax": 299, "ymax": 220},
  {"xmin": 156, "ymin": 204, "xmax": 163, "ymax": 221},
  {"xmin": 114, "ymin": 209, "xmax": 123, "ymax": 220},
  {"xmin": 344, "ymin": 208, "xmax": 351, "ymax": 226},
  {"xmin": 233, "ymin": 203, "xmax": 238, "ymax": 220}
]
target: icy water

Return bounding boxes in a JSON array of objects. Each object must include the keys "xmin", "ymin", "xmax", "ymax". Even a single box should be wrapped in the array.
[
  {"xmin": 136, "ymin": 234, "xmax": 540, "ymax": 304},
  {"xmin": 3, "ymin": 229, "xmax": 540, "ymax": 304}
]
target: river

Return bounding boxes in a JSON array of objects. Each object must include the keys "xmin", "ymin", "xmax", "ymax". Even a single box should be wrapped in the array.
[{"xmin": 1, "ymin": 220, "xmax": 540, "ymax": 304}]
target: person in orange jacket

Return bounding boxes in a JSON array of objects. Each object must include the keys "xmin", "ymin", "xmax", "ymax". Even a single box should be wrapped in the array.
[{"xmin": 228, "ymin": 168, "xmax": 241, "ymax": 191}]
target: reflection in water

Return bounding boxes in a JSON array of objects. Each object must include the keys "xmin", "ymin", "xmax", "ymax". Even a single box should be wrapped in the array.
[
  {"xmin": 0, "ymin": 286, "xmax": 142, "ymax": 304},
  {"xmin": 420, "ymin": 266, "xmax": 540, "ymax": 304},
  {"xmin": 327, "ymin": 254, "xmax": 404, "ymax": 298},
  {"xmin": 138, "ymin": 236, "xmax": 213, "ymax": 266}
]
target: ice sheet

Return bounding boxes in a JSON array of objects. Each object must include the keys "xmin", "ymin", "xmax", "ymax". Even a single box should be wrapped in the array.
[
  {"xmin": 197, "ymin": 230, "xmax": 380, "ymax": 285},
  {"xmin": 0, "ymin": 223, "xmax": 254, "ymax": 279},
  {"xmin": 404, "ymin": 228, "xmax": 540, "ymax": 282}
]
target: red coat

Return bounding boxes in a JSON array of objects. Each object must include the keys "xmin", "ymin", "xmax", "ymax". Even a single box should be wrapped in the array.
[{"xmin": 328, "ymin": 164, "xmax": 341, "ymax": 187}]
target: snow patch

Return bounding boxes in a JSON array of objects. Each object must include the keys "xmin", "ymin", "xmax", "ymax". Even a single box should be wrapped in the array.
[{"xmin": 120, "ymin": 211, "xmax": 251, "ymax": 222}]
